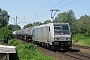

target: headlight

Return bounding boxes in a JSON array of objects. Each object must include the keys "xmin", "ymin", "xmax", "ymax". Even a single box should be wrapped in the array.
[
  {"xmin": 61, "ymin": 32, "xmax": 63, "ymax": 34},
  {"xmin": 67, "ymin": 38, "xmax": 70, "ymax": 40},
  {"xmin": 54, "ymin": 38, "xmax": 57, "ymax": 40}
]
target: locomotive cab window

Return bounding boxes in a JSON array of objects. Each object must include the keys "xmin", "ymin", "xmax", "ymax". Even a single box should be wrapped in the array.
[
  {"xmin": 54, "ymin": 24, "xmax": 62, "ymax": 31},
  {"xmin": 62, "ymin": 25, "xmax": 69, "ymax": 31},
  {"xmin": 54, "ymin": 26, "xmax": 61, "ymax": 31}
]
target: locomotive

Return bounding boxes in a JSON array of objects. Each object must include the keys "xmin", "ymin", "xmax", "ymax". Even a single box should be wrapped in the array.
[{"xmin": 13, "ymin": 23, "xmax": 72, "ymax": 50}]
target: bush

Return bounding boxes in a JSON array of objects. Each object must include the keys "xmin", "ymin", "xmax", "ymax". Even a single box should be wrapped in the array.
[
  {"xmin": 72, "ymin": 34, "xmax": 85, "ymax": 42},
  {"xmin": 72, "ymin": 34, "xmax": 90, "ymax": 47},
  {"xmin": 8, "ymin": 39, "xmax": 19, "ymax": 46},
  {"xmin": 8, "ymin": 39, "xmax": 54, "ymax": 60},
  {"xmin": 0, "ymin": 26, "xmax": 13, "ymax": 43}
]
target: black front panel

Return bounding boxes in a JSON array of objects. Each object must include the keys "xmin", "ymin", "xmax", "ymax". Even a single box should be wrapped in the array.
[{"xmin": 54, "ymin": 31, "xmax": 70, "ymax": 35}]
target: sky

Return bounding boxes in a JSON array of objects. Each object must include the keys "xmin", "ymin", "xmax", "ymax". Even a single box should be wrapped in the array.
[{"xmin": 0, "ymin": 0, "xmax": 90, "ymax": 28}]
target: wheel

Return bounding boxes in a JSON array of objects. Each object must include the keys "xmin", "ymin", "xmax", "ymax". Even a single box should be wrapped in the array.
[
  {"xmin": 46, "ymin": 43, "xmax": 50, "ymax": 49},
  {"xmin": 50, "ymin": 46, "xmax": 56, "ymax": 51}
]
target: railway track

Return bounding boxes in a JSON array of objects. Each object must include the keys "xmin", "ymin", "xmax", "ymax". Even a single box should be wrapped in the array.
[
  {"xmin": 36, "ymin": 43, "xmax": 90, "ymax": 60},
  {"xmin": 72, "ymin": 44, "xmax": 90, "ymax": 56},
  {"xmin": 37, "ymin": 44, "xmax": 90, "ymax": 60},
  {"xmin": 63, "ymin": 51, "xmax": 90, "ymax": 60},
  {"xmin": 17, "ymin": 39, "xmax": 90, "ymax": 60},
  {"xmin": 65, "ymin": 45, "xmax": 90, "ymax": 60},
  {"xmin": 38, "ymin": 46, "xmax": 90, "ymax": 60},
  {"xmin": 72, "ymin": 44, "xmax": 90, "ymax": 49}
]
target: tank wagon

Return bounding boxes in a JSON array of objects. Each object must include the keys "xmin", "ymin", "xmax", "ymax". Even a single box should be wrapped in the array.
[
  {"xmin": 24, "ymin": 27, "xmax": 33, "ymax": 41},
  {"xmin": 13, "ymin": 27, "xmax": 33, "ymax": 42},
  {"xmin": 16, "ymin": 30, "xmax": 22, "ymax": 39},
  {"xmin": 13, "ymin": 31, "xmax": 17, "ymax": 35},
  {"xmin": 12, "ymin": 31, "xmax": 17, "ymax": 38},
  {"xmin": 33, "ymin": 23, "xmax": 72, "ymax": 50}
]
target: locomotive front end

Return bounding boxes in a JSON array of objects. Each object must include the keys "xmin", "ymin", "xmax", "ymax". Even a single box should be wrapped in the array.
[{"xmin": 53, "ymin": 23, "xmax": 72, "ymax": 50}]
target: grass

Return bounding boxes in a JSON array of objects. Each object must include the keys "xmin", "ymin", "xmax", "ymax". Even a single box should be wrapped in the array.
[
  {"xmin": 8, "ymin": 39, "xmax": 55, "ymax": 60},
  {"xmin": 72, "ymin": 34, "xmax": 90, "ymax": 47}
]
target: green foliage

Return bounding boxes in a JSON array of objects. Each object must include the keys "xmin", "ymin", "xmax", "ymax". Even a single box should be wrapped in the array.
[
  {"xmin": 23, "ymin": 20, "xmax": 52, "ymax": 29},
  {"xmin": 75, "ymin": 15, "xmax": 90, "ymax": 35},
  {"xmin": 54, "ymin": 9, "xmax": 76, "ymax": 34},
  {"xmin": 54, "ymin": 10, "xmax": 90, "ymax": 35},
  {"xmin": 23, "ymin": 23, "xmax": 32, "ymax": 29},
  {"xmin": 0, "ymin": 26, "xmax": 13, "ymax": 43},
  {"xmin": 44, "ymin": 20, "xmax": 51, "ymax": 24},
  {"xmin": 0, "ymin": 8, "xmax": 10, "ymax": 28},
  {"xmin": 23, "ymin": 22, "xmax": 42, "ymax": 28},
  {"xmin": 72, "ymin": 34, "xmax": 85, "ymax": 42},
  {"xmin": 8, "ymin": 39, "xmax": 54, "ymax": 60},
  {"xmin": 7, "ymin": 24, "xmax": 21, "ymax": 31},
  {"xmin": 32, "ymin": 21, "xmax": 42, "ymax": 26},
  {"xmin": 79, "ymin": 38, "xmax": 90, "ymax": 47},
  {"xmin": 8, "ymin": 39, "xmax": 19, "ymax": 46},
  {"xmin": 72, "ymin": 34, "xmax": 90, "ymax": 47},
  {"xmin": 54, "ymin": 10, "xmax": 76, "ymax": 24}
]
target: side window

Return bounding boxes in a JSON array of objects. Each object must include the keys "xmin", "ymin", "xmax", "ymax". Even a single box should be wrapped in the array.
[{"xmin": 49, "ymin": 27, "xmax": 50, "ymax": 31}]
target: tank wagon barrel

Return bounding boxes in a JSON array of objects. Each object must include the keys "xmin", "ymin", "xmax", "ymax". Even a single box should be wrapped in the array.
[{"xmin": 25, "ymin": 27, "xmax": 33, "ymax": 41}]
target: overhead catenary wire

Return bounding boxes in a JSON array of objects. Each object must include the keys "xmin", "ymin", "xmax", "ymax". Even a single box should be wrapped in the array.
[
  {"xmin": 58, "ymin": 0, "xmax": 77, "ymax": 9},
  {"xmin": 18, "ymin": 17, "xmax": 26, "ymax": 24},
  {"xmin": 32, "ymin": 0, "xmax": 90, "ymax": 24},
  {"xmin": 31, "ymin": 0, "xmax": 68, "ymax": 22},
  {"xmin": 18, "ymin": 0, "xmax": 78, "ymax": 28},
  {"xmin": 35, "ymin": 0, "xmax": 54, "ymax": 12},
  {"xmin": 19, "ymin": 0, "xmax": 67, "ymax": 24},
  {"xmin": 18, "ymin": 0, "xmax": 68, "ymax": 25},
  {"xmin": 38, "ymin": 0, "xmax": 67, "ymax": 18},
  {"xmin": 35, "ymin": 0, "xmax": 77, "ymax": 21},
  {"xmin": 51, "ymin": 0, "xmax": 67, "ymax": 9},
  {"xmin": 18, "ymin": 0, "xmax": 54, "ymax": 25}
]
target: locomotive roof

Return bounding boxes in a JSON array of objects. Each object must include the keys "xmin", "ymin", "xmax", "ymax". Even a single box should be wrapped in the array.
[{"xmin": 34, "ymin": 23, "xmax": 69, "ymax": 28}]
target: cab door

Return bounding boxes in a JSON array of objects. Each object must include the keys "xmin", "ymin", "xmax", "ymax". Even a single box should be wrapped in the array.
[
  {"xmin": 33, "ymin": 28, "xmax": 36, "ymax": 41},
  {"xmin": 46, "ymin": 26, "xmax": 51, "ymax": 44}
]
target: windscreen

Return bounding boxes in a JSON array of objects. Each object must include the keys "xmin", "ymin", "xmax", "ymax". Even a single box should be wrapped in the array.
[{"xmin": 54, "ymin": 24, "xmax": 70, "ymax": 35}]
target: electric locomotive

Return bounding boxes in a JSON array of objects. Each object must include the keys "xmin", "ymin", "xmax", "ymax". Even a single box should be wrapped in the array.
[{"xmin": 33, "ymin": 23, "xmax": 72, "ymax": 50}]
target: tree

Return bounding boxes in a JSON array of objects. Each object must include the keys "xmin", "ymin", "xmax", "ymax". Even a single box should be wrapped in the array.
[
  {"xmin": 54, "ymin": 9, "xmax": 76, "ymax": 24},
  {"xmin": 23, "ymin": 22, "xmax": 42, "ymax": 28},
  {"xmin": 7, "ymin": 24, "xmax": 21, "ymax": 31},
  {"xmin": 23, "ymin": 23, "xmax": 32, "ymax": 28},
  {"xmin": 32, "ymin": 21, "xmax": 42, "ymax": 26},
  {"xmin": 0, "ymin": 26, "xmax": 13, "ymax": 43},
  {"xmin": 77, "ymin": 15, "xmax": 90, "ymax": 36},
  {"xmin": 54, "ymin": 10, "xmax": 76, "ymax": 34},
  {"xmin": 0, "ymin": 8, "xmax": 10, "ymax": 28},
  {"xmin": 44, "ymin": 20, "xmax": 51, "ymax": 24}
]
